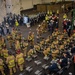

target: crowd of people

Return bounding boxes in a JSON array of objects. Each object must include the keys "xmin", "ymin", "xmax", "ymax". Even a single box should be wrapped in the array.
[
  {"xmin": 0, "ymin": 12, "xmax": 46, "ymax": 36},
  {"xmin": 0, "ymin": 8, "xmax": 75, "ymax": 75},
  {"xmin": 45, "ymin": 10, "xmax": 59, "ymax": 35},
  {"xmin": 2, "ymin": 12, "xmax": 46, "ymax": 25},
  {"xmin": 63, "ymin": 17, "xmax": 72, "ymax": 37}
]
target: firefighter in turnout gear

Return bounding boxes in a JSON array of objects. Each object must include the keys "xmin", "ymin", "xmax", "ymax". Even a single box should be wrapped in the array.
[
  {"xmin": 15, "ymin": 40, "xmax": 21, "ymax": 50},
  {"xmin": 27, "ymin": 49, "xmax": 33, "ymax": 58},
  {"xmin": 2, "ymin": 47, "xmax": 8, "ymax": 59},
  {"xmin": 0, "ymin": 58, "xmax": 5, "ymax": 75},
  {"xmin": 0, "ymin": 35, "xmax": 5, "ymax": 49},
  {"xmin": 6, "ymin": 52, "xmax": 16, "ymax": 75},
  {"xmin": 36, "ymin": 25, "xmax": 42, "ymax": 39},
  {"xmin": 28, "ymin": 31, "xmax": 34, "ymax": 46},
  {"xmin": 22, "ymin": 41, "xmax": 28, "ymax": 57},
  {"xmin": 7, "ymin": 34, "xmax": 13, "ymax": 49},
  {"xmin": 16, "ymin": 50, "xmax": 24, "ymax": 71}
]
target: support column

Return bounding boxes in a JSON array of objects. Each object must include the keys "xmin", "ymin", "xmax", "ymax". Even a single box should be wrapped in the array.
[{"xmin": 6, "ymin": 0, "xmax": 12, "ymax": 13}]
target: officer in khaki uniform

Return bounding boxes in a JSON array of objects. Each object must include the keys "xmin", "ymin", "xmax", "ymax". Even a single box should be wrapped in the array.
[
  {"xmin": 0, "ymin": 58, "xmax": 5, "ymax": 75},
  {"xmin": 16, "ymin": 50, "xmax": 24, "ymax": 71},
  {"xmin": 6, "ymin": 52, "xmax": 16, "ymax": 75}
]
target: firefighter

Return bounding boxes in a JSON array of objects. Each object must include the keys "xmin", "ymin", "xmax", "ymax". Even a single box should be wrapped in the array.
[
  {"xmin": 43, "ymin": 47, "xmax": 50, "ymax": 57},
  {"xmin": 16, "ymin": 32, "xmax": 22, "ymax": 42},
  {"xmin": 2, "ymin": 47, "xmax": 8, "ymax": 59},
  {"xmin": 0, "ymin": 35, "xmax": 5, "ymax": 49},
  {"xmin": 11, "ymin": 28, "xmax": 16, "ymax": 40},
  {"xmin": 34, "ymin": 44, "xmax": 40, "ymax": 51},
  {"xmin": 0, "ymin": 58, "xmax": 5, "ymax": 75},
  {"xmin": 41, "ymin": 20, "xmax": 47, "ymax": 33},
  {"xmin": 16, "ymin": 50, "xmax": 24, "ymax": 71},
  {"xmin": 27, "ymin": 49, "xmax": 33, "ymax": 58},
  {"xmin": 6, "ymin": 52, "xmax": 16, "ymax": 75},
  {"xmin": 15, "ymin": 40, "xmax": 21, "ymax": 50},
  {"xmin": 28, "ymin": 31, "xmax": 34, "ymax": 46},
  {"xmin": 36, "ymin": 25, "xmax": 42, "ymax": 39},
  {"xmin": 52, "ymin": 48, "xmax": 59, "ymax": 58},
  {"xmin": 18, "ymin": 33, "xmax": 22, "ymax": 42},
  {"xmin": 43, "ymin": 49, "xmax": 48, "ymax": 57},
  {"xmin": 22, "ymin": 41, "xmax": 28, "ymax": 57},
  {"xmin": 7, "ymin": 34, "xmax": 13, "ymax": 49}
]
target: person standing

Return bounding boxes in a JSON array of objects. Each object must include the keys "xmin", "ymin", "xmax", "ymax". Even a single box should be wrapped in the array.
[
  {"xmin": 0, "ymin": 58, "xmax": 5, "ymax": 75},
  {"xmin": 3, "ymin": 26, "xmax": 7, "ymax": 36},
  {"xmin": 15, "ymin": 19, "xmax": 19, "ymax": 29},
  {"xmin": 16, "ymin": 50, "xmax": 24, "ymax": 71},
  {"xmin": 71, "ymin": 44, "xmax": 75, "ymax": 54},
  {"xmin": 6, "ymin": 23, "xmax": 10, "ymax": 34},
  {"xmin": 0, "ymin": 25, "xmax": 2, "ymax": 35},
  {"xmin": 48, "ymin": 20, "xmax": 53, "ymax": 35},
  {"xmin": 67, "ymin": 25, "xmax": 71, "ymax": 37},
  {"xmin": 6, "ymin": 52, "xmax": 16, "ymax": 75}
]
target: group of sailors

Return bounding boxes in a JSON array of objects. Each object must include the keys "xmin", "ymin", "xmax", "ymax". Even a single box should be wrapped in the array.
[{"xmin": 1, "ymin": 12, "xmax": 46, "ymax": 27}]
